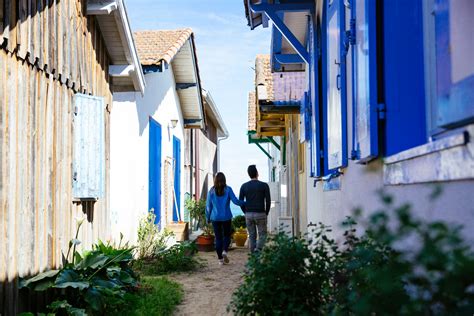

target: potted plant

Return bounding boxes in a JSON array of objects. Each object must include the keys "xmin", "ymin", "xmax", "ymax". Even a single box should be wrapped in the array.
[
  {"xmin": 232, "ymin": 215, "xmax": 247, "ymax": 247},
  {"xmin": 186, "ymin": 198, "xmax": 214, "ymax": 251}
]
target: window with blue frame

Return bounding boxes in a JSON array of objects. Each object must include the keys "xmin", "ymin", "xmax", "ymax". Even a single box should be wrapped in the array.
[
  {"xmin": 425, "ymin": 0, "xmax": 474, "ymax": 134},
  {"xmin": 323, "ymin": 0, "xmax": 347, "ymax": 174},
  {"xmin": 351, "ymin": 0, "xmax": 379, "ymax": 162}
]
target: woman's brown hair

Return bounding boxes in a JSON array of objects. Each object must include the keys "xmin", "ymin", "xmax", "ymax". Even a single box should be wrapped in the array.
[{"xmin": 213, "ymin": 172, "xmax": 226, "ymax": 196}]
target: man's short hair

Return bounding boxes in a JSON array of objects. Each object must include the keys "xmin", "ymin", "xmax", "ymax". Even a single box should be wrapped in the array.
[{"xmin": 248, "ymin": 165, "xmax": 258, "ymax": 178}]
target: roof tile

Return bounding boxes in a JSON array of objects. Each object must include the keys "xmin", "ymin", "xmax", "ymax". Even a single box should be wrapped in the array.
[{"xmin": 134, "ymin": 28, "xmax": 194, "ymax": 66}]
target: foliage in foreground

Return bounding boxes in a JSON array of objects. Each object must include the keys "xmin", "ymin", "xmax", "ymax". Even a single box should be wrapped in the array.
[
  {"xmin": 128, "ymin": 276, "xmax": 183, "ymax": 316},
  {"xmin": 20, "ymin": 232, "xmax": 137, "ymax": 315},
  {"xmin": 137, "ymin": 210, "xmax": 174, "ymax": 259},
  {"xmin": 133, "ymin": 241, "xmax": 199, "ymax": 275},
  {"xmin": 230, "ymin": 193, "xmax": 474, "ymax": 316}
]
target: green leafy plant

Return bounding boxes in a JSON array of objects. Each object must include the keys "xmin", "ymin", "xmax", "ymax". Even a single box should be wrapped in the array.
[
  {"xmin": 133, "ymin": 241, "xmax": 199, "ymax": 275},
  {"xmin": 185, "ymin": 198, "xmax": 213, "ymax": 236},
  {"xmin": 232, "ymin": 215, "xmax": 246, "ymax": 230},
  {"xmin": 20, "ymin": 221, "xmax": 139, "ymax": 315},
  {"xmin": 128, "ymin": 276, "xmax": 183, "ymax": 316},
  {"xmin": 230, "ymin": 193, "xmax": 474, "ymax": 315},
  {"xmin": 137, "ymin": 210, "xmax": 173, "ymax": 258}
]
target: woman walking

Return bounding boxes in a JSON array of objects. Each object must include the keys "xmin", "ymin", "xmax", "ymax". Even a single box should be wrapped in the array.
[{"xmin": 206, "ymin": 172, "xmax": 245, "ymax": 265}]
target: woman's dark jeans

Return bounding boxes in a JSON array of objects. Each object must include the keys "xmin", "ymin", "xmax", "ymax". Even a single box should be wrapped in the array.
[{"xmin": 212, "ymin": 220, "xmax": 232, "ymax": 259}]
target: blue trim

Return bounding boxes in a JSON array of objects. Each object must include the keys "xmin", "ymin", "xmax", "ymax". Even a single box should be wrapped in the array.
[
  {"xmin": 351, "ymin": 0, "xmax": 379, "ymax": 162},
  {"xmin": 309, "ymin": 14, "xmax": 322, "ymax": 177},
  {"xmin": 322, "ymin": 0, "xmax": 348, "ymax": 175},
  {"xmin": 172, "ymin": 136, "xmax": 181, "ymax": 222},
  {"xmin": 143, "ymin": 65, "xmax": 163, "ymax": 74},
  {"xmin": 250, "ymin": 1, "xmax": 314, "ymax": 64},
  {"xmin": 275, "ymin": 54, "xmax": 305, "ymax": 64},
  {"xmin": 149, "ymin": 118, "xmax": 162, "ymax": 226},
  {"xmin": 176, "ymin": 83, "xmax": 197, "ymax": 90},
  {"xmin": 184, "ymin": 119, "xmax": 203, "ymax": 124},
  {"xmin": 271, "ymin": 25, "xmax": 283, "ymax": 71}
]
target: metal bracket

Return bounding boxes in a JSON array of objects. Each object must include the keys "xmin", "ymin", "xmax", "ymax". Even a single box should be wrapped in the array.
[{"xmin": 255, "ymin": 143, "xmax": 273, "ymax": 160}]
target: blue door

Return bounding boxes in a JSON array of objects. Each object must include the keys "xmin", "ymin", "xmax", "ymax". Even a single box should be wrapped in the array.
[
  {"xmin": 172, "ymin": 136, "xmax": 181, "ymax": 222},
  {"xmin": 149, "ymin": 118, "xmax": 162, "ymax": 225}
]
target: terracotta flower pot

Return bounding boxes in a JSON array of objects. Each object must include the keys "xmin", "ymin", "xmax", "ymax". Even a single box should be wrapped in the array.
[
  {"xmin": 196, "ymin": 234, "xmax": 215, "ymax": 252},
  {"xmin": 233, "ymin": 229, "xmax": 248, "ymax": 247}
]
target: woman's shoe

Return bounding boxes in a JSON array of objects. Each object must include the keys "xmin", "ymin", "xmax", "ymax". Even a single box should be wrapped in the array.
[
  {"xmin": 222, "ymin": 251, "xmax": 230, "ymax": 264},
  {"xmin": 218, "ymin": 259, "xmax": 224, "ymax": 265}
]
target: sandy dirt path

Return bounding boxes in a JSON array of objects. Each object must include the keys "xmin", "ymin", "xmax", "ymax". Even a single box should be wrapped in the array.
[{"xmin": 170, "ymin": 248, "xmax": 249, "ymax": 316}]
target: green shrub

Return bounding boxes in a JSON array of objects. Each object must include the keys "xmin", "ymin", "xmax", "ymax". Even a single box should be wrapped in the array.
[
  {"xmin": 230, "ymin": 228, "xmax": 333, "ymax": 316},
  {"xmin": 230, "ymin": 194, "xmax": 474, "ymax": 315},
  {"xmin": 20, "ymin": 234, "xmax": 138, "ymax": 315},
  {"xmin": 186, "ymin": 198, "xmax": 213, "ymax": 236},
  {"xmin": 232, "ymin": 215, "xmax": 246, "ymax": 230},
  {"xmin": 133, "ymin": 241, "xmax": 199, "ymax": 275},
  {"xmin": 137, "ymin": 210, "xmax": 173, "ymax": 258},
  {"xmin": 128, "ymin": 276, "xmax": 183, "ymax": 316}
]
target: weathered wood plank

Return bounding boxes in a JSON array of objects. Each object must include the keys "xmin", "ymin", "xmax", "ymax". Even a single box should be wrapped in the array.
[
  {"xmin": 0, "ymin": 50, "xmax": 7, "ymax": 316},
  {"xmin": 2, "ymin": 0, "xmax": 10, "ymax": 42},
  {"xmin": 45, "ymin": 75, "xmax": 54, "ymax": 269},
  {"xmin": 30, "ymin": 0, "xmax": 37, "ymax": 65},
  {"xmin": 7, "ymin": 54, "xmax": 19, "ymax": 316},
  {"xmin": 7, "ymin": 0, "xmax": 18, "ymax": 52},
  {"xmin": 0, "ymin": 0, "xmax": 4, "ymax": 36},
  {"xmin": 63, "ymin": 0, "xmax": 70, "ymax": 87},
  {"xmin": 35, "ymin": 0, "xmax": 43, "ymax": 69},
  {"xmin": 42, "ymin": 0, "xmax": 49, "ymax": 71},
  {"xmin": 17, "ymin": 58, "xmax": 28, "ymax": 277},
  {"xmin": 57, "ymin": 0, "xmax": 64, "ymax": 83},
  {"xmin": 17, "ymin": 0, "xmax": 28, "ymax": 59}
]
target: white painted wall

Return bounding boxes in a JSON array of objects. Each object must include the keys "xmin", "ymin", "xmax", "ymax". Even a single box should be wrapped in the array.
[
  {"xmin": 110, "ymin": 65, "xmax": 185, "ymax": 245},
  {"xmin": 303, "ymin": 2, "xmax": 474, "ymax": 243}
]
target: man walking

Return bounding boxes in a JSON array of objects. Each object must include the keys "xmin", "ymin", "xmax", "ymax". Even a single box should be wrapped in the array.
[{"xmin": 239, "ymin": 165, "xmax": 271, "ymax": 253}]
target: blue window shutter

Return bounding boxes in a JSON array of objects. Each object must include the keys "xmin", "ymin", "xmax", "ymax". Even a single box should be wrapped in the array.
[
  {"xmin": 302, "ymin": 92, "xmax": 311, "ymax": 142},
  {"xmin": 432, "ymin": 0, "xmax": 474, "ymax": 130},
  {"xmin": 383, "ymin": 0, "xmax": 426, "ymax": 156},
  {"xmin": 73, "ymin": 94, "xmax": 106, "ymax": 199},
  {"xmin": 309, "ymin": 15, "xmax": 322, "ymax": 177},
  {"xmin": 352, "ymin": 0, "xmax": 379, "ymax": 162},
  {"xmin": 323, "ymin": 0, "xmax": 348, "ymax": 174}
]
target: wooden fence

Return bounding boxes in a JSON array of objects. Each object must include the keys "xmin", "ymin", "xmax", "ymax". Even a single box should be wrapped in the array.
[{"xmin": 0, "ymin": 1, "xmax": 113, "ymax": 313}]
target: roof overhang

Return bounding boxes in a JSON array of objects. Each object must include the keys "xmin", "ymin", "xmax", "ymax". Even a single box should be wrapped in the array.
[
  {"xmin": 87, "ymin": 0, "xmax": 145, "ymax": 94},
  {"xmin": 244, "ymin": 1, "xmax": 313, "ymax": 72},
  {"xmin": 202, "ymin": 90, "xmax": 229, "ymax": 138},
  {"xmin": 171, "ymin": 36, "xmax": 205, "ymax": 129}
]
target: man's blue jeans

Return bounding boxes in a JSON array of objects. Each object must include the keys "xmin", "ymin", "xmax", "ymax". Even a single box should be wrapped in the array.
[
  {"xmin": 212, "ymin": 220, "xmax": 232, "ymax": 259},
  {"xmin": 245, "ymin": 212, "xmax": 267, "ymax": 253}
]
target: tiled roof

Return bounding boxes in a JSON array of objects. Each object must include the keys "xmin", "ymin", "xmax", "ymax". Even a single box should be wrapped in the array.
[
  {"xmin": 248, "ymin": 92, "xmax": 257, "ymax": 131},
  {"xmin": 133, "ymin": 28, "xmax": 193, "ymax": 66}
]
